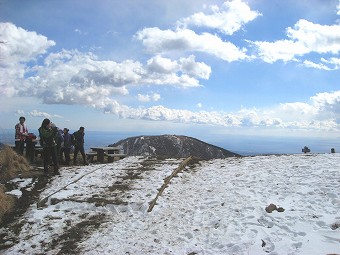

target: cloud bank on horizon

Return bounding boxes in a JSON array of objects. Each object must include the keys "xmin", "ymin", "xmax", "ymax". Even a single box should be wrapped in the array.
[{"xmin": 0, "ymin": 0, "xmax": 340, "ymax": 133}]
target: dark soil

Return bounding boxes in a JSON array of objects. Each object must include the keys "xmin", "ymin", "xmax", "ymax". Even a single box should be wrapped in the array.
[
  {"xmin": 0, "ymin": 168, "xmax": 50, "ymax": 250},
  {"xmin": 0, "ymin": 157, "xmax": 195, "ymax": 253},
  {"xmin": 50, "ymin": 214, "xmax": 107, "ymax": 255},
  {"xmin": 0, "ymin": 160, "xmax": 153, "ymax": 252}
]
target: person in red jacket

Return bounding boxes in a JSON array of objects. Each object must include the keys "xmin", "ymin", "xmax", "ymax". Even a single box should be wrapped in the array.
[{"xmin": 15, "ymin": 116, "xmax": 28, "ymax": 155}]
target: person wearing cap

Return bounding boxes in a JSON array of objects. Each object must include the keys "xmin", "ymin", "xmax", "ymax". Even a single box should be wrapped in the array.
[
  {"xmin": 15, "ymin": 116, "xmax": 28, "ymax": 155},
  {"xmin": 73, "ymin": 126, "xmax": 88, "ymax": 165}
]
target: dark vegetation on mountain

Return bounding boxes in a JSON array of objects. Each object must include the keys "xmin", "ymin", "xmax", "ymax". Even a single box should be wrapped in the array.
[{"xmin": 109, "ymin": 135, "xmax": 240, "ymax": 160}]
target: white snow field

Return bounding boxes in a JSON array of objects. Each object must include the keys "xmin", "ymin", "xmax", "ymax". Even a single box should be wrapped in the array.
[{"xmin": 2, "ymin": 153, "xmax": 340, "ymax": 255}]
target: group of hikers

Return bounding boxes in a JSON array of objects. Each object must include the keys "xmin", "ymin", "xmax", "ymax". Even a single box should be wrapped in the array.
[{"xmin": 15, "ymin": 116, "xmax": 89, "ymax": 176}]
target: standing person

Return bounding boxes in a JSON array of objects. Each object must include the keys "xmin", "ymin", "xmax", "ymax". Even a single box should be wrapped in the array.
[
  {"xmin": 73, "ymin": 126, "xmax": 88, "ymax": 165},
  {"xmin": 15, "ymin": 116, "xmax": 28, "ymax": 155},
  {"xmin": 55, "ymin": 128, "xmax": 64, "ymax": 163},
  {"xmin": 60, "ymin": 128, "xmax": 72, "ymax": 165},
  {"xmin": 38, "ymin": 118, "xmax": 60, "ymax": 176}
]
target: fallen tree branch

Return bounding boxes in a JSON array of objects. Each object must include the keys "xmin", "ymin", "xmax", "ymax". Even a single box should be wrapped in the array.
[
  {"xmin": 37, "ymin": 164, "xmax": 107, "ymax": 208},
  {"xmin": 147, "ymin": 156, "xmax": 193, "ymax": 212}
]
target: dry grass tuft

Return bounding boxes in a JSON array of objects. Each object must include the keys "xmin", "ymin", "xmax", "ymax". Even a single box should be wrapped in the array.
[
  {"xmin": 0, "ymin": 145, "xmax": 30, "ymax": 181},
  {"xmin": 0, "ymin": 146, "xmax": 31, "ymax": 224},
  {"xmin": 0, "ymin": 184, "xmax": 16, "ymax": 224}
]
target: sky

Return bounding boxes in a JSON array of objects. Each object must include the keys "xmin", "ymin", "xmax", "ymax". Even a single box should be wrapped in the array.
[
  {"xmin": 0, "ymin": 0, "xmax": 340, "ymax": 143},
  {"xmin": 3, "ymin": 153, "xmax": 340, "ymax": 254}
]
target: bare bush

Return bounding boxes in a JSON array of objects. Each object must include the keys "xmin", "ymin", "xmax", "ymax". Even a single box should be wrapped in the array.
[
  {"xmin": 0, "ymin": 184, "xmax": 15, "ymax": 224},
  {"xmin": 0, "ymin": 145, "xmax": 30, "ymax": 180},
  {"xmin": 0, "ymin": 146, "xmax": 31, "ymax": 224}
]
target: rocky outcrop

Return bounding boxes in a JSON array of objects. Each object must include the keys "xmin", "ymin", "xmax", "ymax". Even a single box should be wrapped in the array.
[{"xmin": 109, "ymin": 135, "xmax": 240, "ymax": 160}]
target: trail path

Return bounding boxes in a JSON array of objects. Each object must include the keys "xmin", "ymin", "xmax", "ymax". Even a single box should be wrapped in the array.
[{"xmin": 1, "ymin": 154, "xmax": 340, "ymax": 255}]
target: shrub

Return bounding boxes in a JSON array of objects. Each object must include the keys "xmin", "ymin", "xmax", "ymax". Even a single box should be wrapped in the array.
[
  {"xmin": 0, "ymin": 184, "xmax": 15, "ymax": 224},
  {"xmin": 0, "ymin": 145, "xmax": 30, "ymax": 181},
  {"xmin": 0, "ymin": 146, "xmax": 31, "ymax": 224}
]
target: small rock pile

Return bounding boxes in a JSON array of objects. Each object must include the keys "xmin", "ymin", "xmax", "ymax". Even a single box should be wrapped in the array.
[{"xmin": 265, "ymin": 203, "xmax": 285, "ymax": 213}]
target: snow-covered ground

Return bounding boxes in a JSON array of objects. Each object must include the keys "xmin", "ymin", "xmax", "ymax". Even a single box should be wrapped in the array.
[{"xmin": 1, "ymin": 153, "xmax": 340, "ymax": 255}]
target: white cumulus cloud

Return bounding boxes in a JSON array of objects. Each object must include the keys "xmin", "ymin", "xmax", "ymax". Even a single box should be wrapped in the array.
[
  {"xmin": 252, "ymin": 19, "xmax": 340, "ymax": 63},
  {"xmin": 137, "ymin": 93, "xmax": 161, "ymax": 103},
  {"xmin": 91, "ymin": 90, "xmax": 340, "ymax": 131},
  {"xmin": 147, "ymin": 55, "xmax": 211, "ymax": 79},
  {"xmin": 0, "ymin": 23, "xmax": 56, "ymax": 96},
  {"xmin": 27, "ymin": 110, "xmax": 62, "ymax": 119},
  {"xmin": 135, "ymin": 28, "xmax": 248, "ymax": 62},
  {"xmin": 302, "ymin": 60, "xmax": 332, "ymax": 70},
  {"xmin": 0, "ymin": 22, "xmax": 55, "ymax": 64},
  {"xmin": 178, "ymin": 0, "xmax": 261, "ymax": 35}
]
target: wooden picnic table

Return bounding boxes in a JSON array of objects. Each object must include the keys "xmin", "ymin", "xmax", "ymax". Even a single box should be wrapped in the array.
[
  {"xmin": 10, "ymin": 142, "xmax": 42, "ymax": 162},
  {"xmin": 90, "ymin": 146, "xmax": 121, "ymax": 163}
]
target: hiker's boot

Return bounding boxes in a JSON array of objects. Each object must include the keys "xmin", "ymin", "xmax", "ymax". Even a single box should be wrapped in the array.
[{"xmin": 53, "ymin": 167, "xmax": 60, "ymax": 175}]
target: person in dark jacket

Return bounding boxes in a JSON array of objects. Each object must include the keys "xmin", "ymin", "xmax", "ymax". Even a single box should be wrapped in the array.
[
  {"xmin": 60, "ymin": 128, "xmax": 72, "ymax": 165},
  {"xmin": 55, "ymin": 128, "xmax": 64, "ymax": 164},
  {"xmin": 73, "ymin": 126, "xmax": 88, "ymax": 165},
  {"xmin": 38, "ymin": 118, "xmax": 60, "ymax": 176}
]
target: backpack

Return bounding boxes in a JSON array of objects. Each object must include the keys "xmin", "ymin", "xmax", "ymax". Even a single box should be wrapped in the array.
[
  {"xmin": 56, "ymin": 129, "xmax": 64, "ymax": 145},
  {"xmin": 71, "ymin": 134, "xmax": 76, "ymax": 145}
]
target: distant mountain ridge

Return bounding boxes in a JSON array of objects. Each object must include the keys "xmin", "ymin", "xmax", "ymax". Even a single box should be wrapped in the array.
[{"xmin": 109, "ymin": 135, "xmax": 240, "ymax": 160}]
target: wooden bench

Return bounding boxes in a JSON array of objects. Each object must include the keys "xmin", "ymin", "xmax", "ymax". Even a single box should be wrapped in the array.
[
  {"xmin": 104, "ymin": 153, "xmax": 127, "ymax": 163},
  {"xmin": 86, "ymin": 151, "xmax": 98, "ymax": 163}
]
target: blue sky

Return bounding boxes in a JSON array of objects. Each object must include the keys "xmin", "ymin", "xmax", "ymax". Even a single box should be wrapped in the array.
[{"xmin": 0, "ymin": 0, "xmax": 340, "ymax": 143}]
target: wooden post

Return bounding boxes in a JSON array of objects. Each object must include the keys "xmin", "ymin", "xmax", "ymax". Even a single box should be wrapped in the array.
[{"xmin": 147, "ymin": 156, "xmax": 193, "ymax": 212}]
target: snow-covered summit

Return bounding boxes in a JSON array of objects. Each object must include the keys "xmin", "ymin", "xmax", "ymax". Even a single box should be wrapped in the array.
[{"xmin": 1, "ymin": 153, "xmax": 340, "ymax": 254}]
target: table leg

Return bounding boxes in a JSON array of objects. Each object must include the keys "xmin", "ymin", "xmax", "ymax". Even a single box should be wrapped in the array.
[{"xmin": 97, "ymin": 151, "xmax": 104, "ymax": 163}]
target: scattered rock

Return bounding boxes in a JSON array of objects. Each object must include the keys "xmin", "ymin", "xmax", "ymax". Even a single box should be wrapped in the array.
[
  {"xmin": 277, "ymin": 207, "xmax": 285, "ymax": 212},
  {"xmin": 265, "ymin": 203, "xmax": 285, "ymax": 213},
  {"xmin": 330, "ymin": 223, "xmax": 340, "ymax": 230},
  {"xmin": 50, "ymin": 198, "xmax": 62, "ymax": 205},
  {"xmin": 265, "ymin": 203, "xmax": 277, "ymax": 213}
]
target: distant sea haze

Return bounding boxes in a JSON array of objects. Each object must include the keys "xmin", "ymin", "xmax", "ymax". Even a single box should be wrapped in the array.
[
  {"xmin": 0, "ymin": 129, "xmax": 338, "ymax": 156},
  {"xmin": 0, "ymin": 129, "xmax": 131, "ymax": 153}
]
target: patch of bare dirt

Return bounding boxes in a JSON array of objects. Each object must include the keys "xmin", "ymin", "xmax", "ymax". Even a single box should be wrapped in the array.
[
  {"xmin": 0, "ymin": 169, "xmax": 50, "ymax": 250},
  {"xmin": 0, "ymin": 156, "xmax": 199, "ymax": 254},
  {"xmin": 0, "ymin": 157, "xmax": 179, "ymax": 253},
  {"xmin": 48, "ymin": 214, "xmax": 107, "ymax": 255}
]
